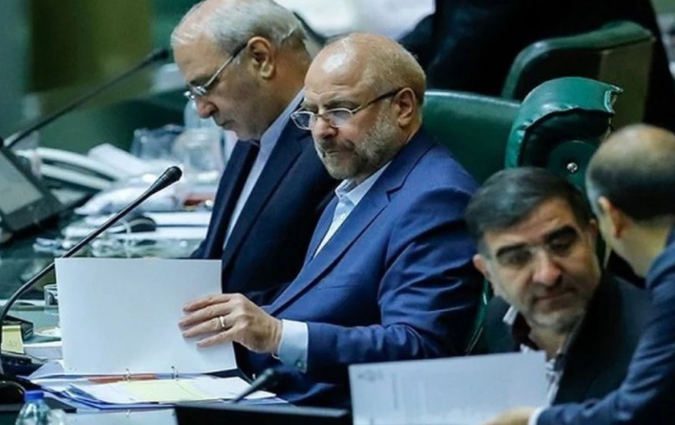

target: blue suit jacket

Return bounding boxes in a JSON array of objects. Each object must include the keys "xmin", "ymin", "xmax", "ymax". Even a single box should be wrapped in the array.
[
  {"xmin": 540, "ymin": 228, "xmax": 675, "ymax": 424},
  {"xmin": 249, "ymin": 129, "xmax": 483, "ymax": 406},
  {"xmin": 192, "ymin": 121, "xmax": 336, "ymax": 305}
]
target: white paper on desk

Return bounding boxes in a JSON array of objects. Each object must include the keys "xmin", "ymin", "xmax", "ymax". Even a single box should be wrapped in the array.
[
  {"xmin": 55, "ymin": 258, "xmax": 234, "ymax": 375},
  {"xmin": 349, "ymin": 352, "xmax": 548, "ymax": 425}
]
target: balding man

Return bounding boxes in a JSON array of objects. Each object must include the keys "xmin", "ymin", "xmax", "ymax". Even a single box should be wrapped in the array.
[
  {"xmin": 485, "ymin": 124, "xmax": 675, "ymax": 424},
  {"xmin": 180, "ymin": 33, "xmax": 482, "ymax": 406},
  {"xmin": 172, "ymin": 0, "xmax": 335, "ymax": 305}
]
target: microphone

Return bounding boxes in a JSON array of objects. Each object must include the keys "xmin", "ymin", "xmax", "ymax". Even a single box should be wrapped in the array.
[
  {"xmin": 0, "ymin": 166, "xmax": 182, "ymax": 379},
  {"xmin": 231, "ymin": 368, "xmax": 282, "ymax": 403},
  {"xmin": 4, "ymin": 48, "xmax": 170, "ymax": 149}
]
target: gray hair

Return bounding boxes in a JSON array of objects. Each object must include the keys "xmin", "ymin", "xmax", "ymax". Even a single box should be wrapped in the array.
[{"xmin": 171, "ymin": 0, "xmax": 308, "ymax": 56}]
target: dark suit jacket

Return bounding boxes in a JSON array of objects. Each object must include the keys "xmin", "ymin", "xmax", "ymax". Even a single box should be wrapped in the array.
[
  {"xmin": 540, "ymin": 228, "xmax": 675, "ymax": 424},
  {"xmin": 248, "ymin": 129, "xmax": 483, "ymax": 407},
  {"xmin": 400, "ymin": 0, "xmax": 675, "ymax": 132},
  {"xmin": 485, "ymin": 275, "xmax": 649, "ymax": 404},
  {"xmin": 191, "ymin": 121, "xmax": 336, "ymax": 305}
]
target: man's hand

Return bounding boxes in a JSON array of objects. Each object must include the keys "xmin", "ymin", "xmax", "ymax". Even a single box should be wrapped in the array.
[
  {"xmin": 483, "ymin": 408, "xmax": 537, "ymax": 425},
  {"xmin": 179, "ymin": 293, "xmax": 282, "ymax": 353}
]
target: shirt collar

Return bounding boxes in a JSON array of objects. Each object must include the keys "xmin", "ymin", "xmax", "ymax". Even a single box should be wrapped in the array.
[
  {"xmin": 258, "ymin": 90, "xmax": 304, "ymax": 155},
  {"xmin": 502, "ymin": 305, "xmax": 582, "ymax": 358},
  {"xmin": 334, "ymin": 162, "xmax": 391, "ymax": 206}
]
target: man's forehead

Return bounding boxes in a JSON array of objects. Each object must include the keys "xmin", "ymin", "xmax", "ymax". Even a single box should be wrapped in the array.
[{"xmin": 483, "ymin": 199, "xmax": 582, "ymax": 247}]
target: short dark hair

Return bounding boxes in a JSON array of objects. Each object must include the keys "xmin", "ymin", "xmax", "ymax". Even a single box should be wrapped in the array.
[{"xmin": 466, "ymin": 167, "xmax": 592, "ymax": 253}]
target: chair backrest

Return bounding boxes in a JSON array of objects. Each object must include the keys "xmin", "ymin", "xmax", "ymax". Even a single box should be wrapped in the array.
[
  {"xmin": 501, "ymin": 21, "xmax": 654, "ymax": 129},
  {"xmin": 505, "ymin": 76, "xmax": 621, "ymax": 195},
  {"xmin": 423, "ymin": 91, "xmax": 520, "ymax": 184}
]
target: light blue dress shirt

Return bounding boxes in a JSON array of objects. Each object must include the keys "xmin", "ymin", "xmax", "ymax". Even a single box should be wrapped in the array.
[
  {"xmin": 276, "ymin": 163, "xmax": 390, "ymax": 372},
  {"xmin": 223, "ymin": 90, "xmax": 304, "ymax": 247}
]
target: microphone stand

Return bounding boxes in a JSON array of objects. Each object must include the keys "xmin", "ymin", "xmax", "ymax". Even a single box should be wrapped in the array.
[
  {"xmin": 4, "ymin": 48, "xmax": 170, "ymax": 149},
  {"xmin": 0, "ymin": 166, "xmax": 182, "ymax": 378},
  {"xmin": 230, "ymin": 368, "xmax": 281, "ymax": 403}
]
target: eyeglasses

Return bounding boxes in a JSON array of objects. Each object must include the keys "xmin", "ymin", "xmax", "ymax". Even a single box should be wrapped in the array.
[
  {"xmin": 183, "ymin": 42, "xmax": 248, "ymax": 101},
  {"xmin": 290, "ymin": 88, "xmax": 404, "ymax": 130},
  {"xmin": 493, "ymin": 227, "xmax": 581, "ymax": 269}
]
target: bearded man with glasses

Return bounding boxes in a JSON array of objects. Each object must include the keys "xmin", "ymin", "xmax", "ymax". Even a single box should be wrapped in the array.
[
  {"xmin": 171, "ymin": 0, "xmax": 335, "ymax": 306},
  {"xmin": 179, "ymin": 32, "xmax": 483, "ymax": 407}
]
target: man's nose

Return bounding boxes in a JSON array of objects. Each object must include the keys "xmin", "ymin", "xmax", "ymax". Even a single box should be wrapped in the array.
[
  {"xmin": 532, "ymin": 251, "xmax": 562, "ymax": 287},
  {"xmin": 311, "ymin": 116, "xmax": 337, "ymax": 140},
  {"xmin": 194, "ymin": 97, "xmax": 216, "ymax": 119}
]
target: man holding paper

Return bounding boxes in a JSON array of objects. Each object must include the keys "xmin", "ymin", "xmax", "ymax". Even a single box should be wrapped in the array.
[
  {"xmin": 180, "ymin": 33, "xmax": 482, "ymax": 406},
  {"xmin": 467, "ymin": 167, "xmax": 648, "ymax": 404}
]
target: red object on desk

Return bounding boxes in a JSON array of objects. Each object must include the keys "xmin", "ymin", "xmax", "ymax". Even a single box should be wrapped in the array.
[{"xmin": 87, "ymin": 374, "xmax": 157, "ymax": 384}]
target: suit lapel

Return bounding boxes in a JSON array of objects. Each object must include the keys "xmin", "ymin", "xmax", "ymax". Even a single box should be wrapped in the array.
[
  {"xmin": 203, "ymin": 142, "xmax": 256, "ymax": 258},
  {"xmin": 221, "ymin": 122, "xmax": 307, "ymax": 268},
  {"xmin": 303, "ymin": 197, "xmax": 338, "ymax": 265},
  {"xmin": 268, "ymin": 131, "xmax": 435, "ymax": 315}
]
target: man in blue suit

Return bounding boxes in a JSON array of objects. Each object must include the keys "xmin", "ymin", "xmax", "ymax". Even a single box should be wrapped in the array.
[
  {"xmin": 171, "ymin": 0, "xmax": 335, "ymax": 305},
  {"xmin": 180, "ymin": 32, "xmax": 483, "ymax": 406},
  {"xmin": 485, "ymin": 124, "xmax": 675, "ymax": 424}
]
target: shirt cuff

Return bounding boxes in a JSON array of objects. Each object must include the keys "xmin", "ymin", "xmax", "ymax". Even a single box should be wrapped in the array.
[
  {"xmin": 528, "ymin": 407, "xmax": 545, "ymax": 425},
  {"xmin": 276, "ymin": 319, "xmax": 308, "ymax": 372}
]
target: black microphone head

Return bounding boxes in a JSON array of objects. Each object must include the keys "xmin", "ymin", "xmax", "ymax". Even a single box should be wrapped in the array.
[
  {"xmin": 146, "ymin": 166, "xmax": 183, "ymax": 195},
  {"xmin": 164, "ymin": 165, "xmax": 183, "ymax": 184}
]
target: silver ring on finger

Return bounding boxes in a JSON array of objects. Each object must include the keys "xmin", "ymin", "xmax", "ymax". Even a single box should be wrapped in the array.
[{"xmin": 218, "ymin": 315, "xmax": 226, "ymax": 330}]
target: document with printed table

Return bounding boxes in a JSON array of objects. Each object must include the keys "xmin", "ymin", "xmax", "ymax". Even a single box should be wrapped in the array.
[
  {"xmin": 29, "ymin": 258, "xmax": 274, "ymax": 407},
  {"xmin": 349, "ymin": 352, "xmax": 548, "ymax": 425}
]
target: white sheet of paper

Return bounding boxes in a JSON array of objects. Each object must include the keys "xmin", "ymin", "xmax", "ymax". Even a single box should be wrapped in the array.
[
  {"xmin": 56, "ymin": 258, "xmax": 234, "ymax": 375},
  {"xmin": 349, "ymin": 352, "xmax": 548, "ymax": 425}
]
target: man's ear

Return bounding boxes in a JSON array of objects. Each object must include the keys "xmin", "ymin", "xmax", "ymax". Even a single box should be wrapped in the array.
[
  {"xmin": 473, "ymin": 254, "xmax": 491, "ymax": 280},
  {"xmin": 247, "ymin": 37, "xmax": 275, "ymax": 79},
  {"xmin": 393, "ymin": 88, "xmax": 417, "ymax": 127},
  {"xmin": 598, "ymin": 196, "xmax": 629, "ymax": 238},
  {"xmin": 474, "ymin": 254, "xmax": 503, "ymax": 297}
]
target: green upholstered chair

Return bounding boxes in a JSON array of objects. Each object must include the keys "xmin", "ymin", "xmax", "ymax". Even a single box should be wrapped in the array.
[
  {"xmin": 423, "ymin": 91, "xmax": 520, "ymax": 184},
  {"xmin": 501, "ymin": 21, "xmax": 654, "ymax": 130},
  {"xmin": 505, "ymin": 77, "xmax": 622, "ymax": 195}
]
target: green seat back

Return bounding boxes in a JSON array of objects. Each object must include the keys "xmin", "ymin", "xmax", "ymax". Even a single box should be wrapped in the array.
[
  {"xmin": 505, "ymin": 77, "xmax": 621, "ymax": 195},
  {"xmin": 502, "ymin": 21, "xmax": 654, "ymax": 129},
  {"xmin": 423, "ymin": 90, "xmax": 519, "ymax": 183}
]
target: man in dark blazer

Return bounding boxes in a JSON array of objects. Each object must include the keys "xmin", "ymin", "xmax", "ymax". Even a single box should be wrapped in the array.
[
  {"xmin": 400, "ymin": 0, "xmax": 675, "ymax": 132},
  {"xmin": 179, "ymin": 33, "xmax": 483, "ymax": 407},
  {"xmin": 171, "ymin": 0, "xmax": 335, "ymax": 305},
  {"xmin": 484, "ymin": 125, "xmax": 675, "ymax": 424},
  {"xmin": 469, "ymin": 167, "xmax": 648, "ymax": 406}
]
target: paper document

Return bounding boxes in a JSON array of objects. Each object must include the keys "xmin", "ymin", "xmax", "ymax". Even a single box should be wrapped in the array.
[
  {"xmin": 349, "ymin": 352, "xmax": 548, "ymax": 425},
  {"xmin": 55, "ymin": 258, "xmax": 234, "ymax": 375},
  {"xmin": 66, "ymin": 376, "xmax": 274, "ymax": 404}
]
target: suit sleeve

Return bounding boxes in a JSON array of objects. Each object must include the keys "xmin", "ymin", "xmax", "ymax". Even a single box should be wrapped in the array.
[
  {"xmin": 538, "ymin": 257, "xmax": 675, "ymax": 424},
  {"xmin": 304, "ymin": 188, "xmax": 482, "ymax": 381}
]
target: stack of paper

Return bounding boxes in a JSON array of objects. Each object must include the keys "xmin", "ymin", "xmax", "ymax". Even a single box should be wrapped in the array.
[
  {"xmin": 27, "ymin": 258, "xmax": 277, "ymax": 408},
  {"xmin": 349, "ymin": 352, "xmax": 548, "ymax": 425}
]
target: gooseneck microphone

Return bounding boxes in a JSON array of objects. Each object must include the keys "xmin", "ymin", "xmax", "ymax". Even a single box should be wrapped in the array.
[
  {"xmin": 0, "ymin": 166, "xmax": 182, "ymax": 377},
  {"xmin": 4, "ymin": 48, "xmax": 170, "ymax": 149},
  {"xmin": 231, "ymin": 368, "xmax": 282, "ymax": 403}
]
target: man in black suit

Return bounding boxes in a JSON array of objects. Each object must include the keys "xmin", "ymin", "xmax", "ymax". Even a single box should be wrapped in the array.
[
  {"xmin": 469, "ymin": 168, "xmax": 648, "ymax": 405},
  {"xmin": 484, "ymin": 125, "xmax": 675, "ymax": 424},
  {"xmin": 171, "ymin": 0, "xmax": 335, "ymax": 305},
  {"xmin": 400, "ymin": 0, "xmax": 675, "ymax": 132}
]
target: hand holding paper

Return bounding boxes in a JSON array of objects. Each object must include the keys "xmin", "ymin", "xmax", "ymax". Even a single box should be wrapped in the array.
[{"xmin": 180, "ymin": 293, "xmax": 282, "ymax": 353}]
